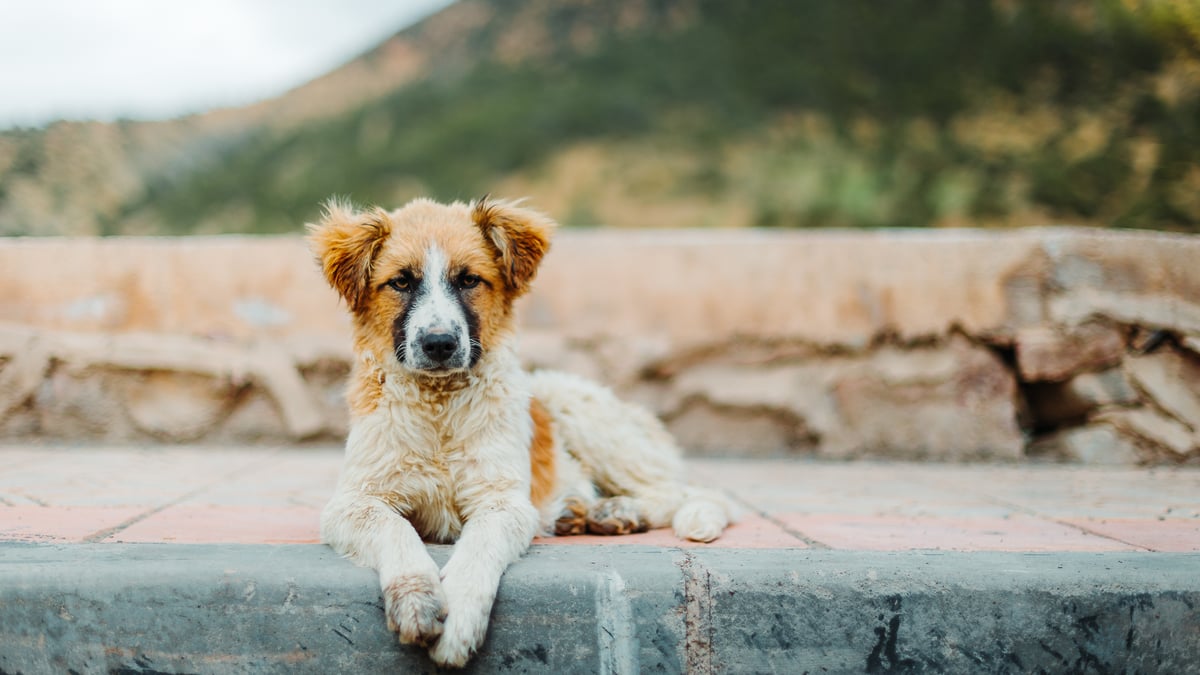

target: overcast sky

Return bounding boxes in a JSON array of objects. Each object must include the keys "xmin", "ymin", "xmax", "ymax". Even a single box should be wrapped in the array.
[{"xmin": 0, "ymin": 0, "xmax": 454, "ymax": 129}]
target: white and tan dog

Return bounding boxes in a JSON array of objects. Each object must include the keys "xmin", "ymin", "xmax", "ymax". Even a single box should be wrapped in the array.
[{"xmin": 309, "ymin": 197, "xmax": 733, "ymax": 667}]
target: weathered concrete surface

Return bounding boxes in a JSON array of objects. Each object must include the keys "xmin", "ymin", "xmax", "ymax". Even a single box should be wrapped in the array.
[
  {"xmin": 3, "ymin": 228, "xmax": 1196, "ymax": 344},
  {"xmin": 2, "ymin": 228, "xmax": 1200, "ymax": 461},
  {"xmin": 1, "ymin": 544, "xmax": 1197, "ymax": 674}
]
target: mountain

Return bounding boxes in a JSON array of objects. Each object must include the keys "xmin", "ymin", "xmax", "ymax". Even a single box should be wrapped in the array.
[{"xmin": 2, "ymin": 0, "xmax": 1199, "ymax": 235}]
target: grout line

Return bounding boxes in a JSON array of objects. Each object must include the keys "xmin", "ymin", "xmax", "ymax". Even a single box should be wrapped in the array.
[
  {"xmin": 725, "ymin": 490, "xmax": 831, "ymax": 549},
  {"xmin": 81, "ymin": 448, "xmax": 285, "ymax": 543},
  {"xmin": 10, "ymin": 491, "xmax": 47, "ymax": 507},
  {"xmin": 82, "ymin": 501, "xmax": 184, "ymax": 543},
  {"xmin": 904, "ymin": 470, "xmax": 1156, "ymax": 552},
  {"xmin": 978, "ymin": 494, "xmax": 1154, "ymax": 553}
]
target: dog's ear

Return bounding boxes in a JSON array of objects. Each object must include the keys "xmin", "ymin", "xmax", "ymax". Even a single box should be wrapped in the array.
[
  {"xmin": 472, "ymin": 197, "xmax": 556, "ymax": 296},
  {"xmin": 307, "ymin": 199, "xmax": 392, "ymax": 314}
]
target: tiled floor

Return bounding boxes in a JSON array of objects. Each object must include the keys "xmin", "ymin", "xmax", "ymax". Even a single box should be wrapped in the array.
[{"xmin": 1, "ymin": 445, "xmax": 1198, "ymax": 552}]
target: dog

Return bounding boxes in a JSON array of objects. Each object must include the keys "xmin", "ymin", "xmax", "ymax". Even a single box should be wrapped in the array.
[{"xmin": 309, "ymin": 196, "xmax": 734, "ymax": 667}]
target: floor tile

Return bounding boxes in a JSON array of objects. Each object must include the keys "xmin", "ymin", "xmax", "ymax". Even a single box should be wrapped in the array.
[
  {"xmin": 1062, "ymin": 517, "xmax": 1200, "ymax": 553},
  {"xmin": 103, "ymin": 505, "xmax": 322, "ymax": 544},
  {"xmin": 0, "ymin": 505, "xmax": 147, "ymax": 542},
  {"xmin": 777, "ymin": 513, "xmax": 1142, "ymax": 552}
]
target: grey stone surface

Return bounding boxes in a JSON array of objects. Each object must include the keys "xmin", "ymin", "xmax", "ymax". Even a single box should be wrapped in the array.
[
  {"xmin": 693, "ymin": 549, "xmax": 1200, "ymax": 674},
  {"xmin": 2, "ymin": 544, "xmax": 1198, "ymax": 674}
]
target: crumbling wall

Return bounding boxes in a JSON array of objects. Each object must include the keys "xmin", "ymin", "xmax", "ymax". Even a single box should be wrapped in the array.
[{"xmin": 1, "ymin": 229, "xmax": 1198, "ymax": 463}]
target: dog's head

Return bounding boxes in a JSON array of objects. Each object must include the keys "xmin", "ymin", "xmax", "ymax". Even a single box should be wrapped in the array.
[{"xmin": 309, "ymin": 197, "xmax": 554, "ymax": 375}]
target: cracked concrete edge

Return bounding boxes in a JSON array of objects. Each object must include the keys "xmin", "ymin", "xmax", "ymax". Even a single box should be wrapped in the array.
[{"xmin": 1, "ymin": 544, "xmax": 1198, "ymax": 674}]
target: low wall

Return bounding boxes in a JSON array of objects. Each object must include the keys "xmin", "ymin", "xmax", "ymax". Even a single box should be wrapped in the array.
[{"xmin": 2, "ymin": 228, "xmax": 1199, "ymax": 464}]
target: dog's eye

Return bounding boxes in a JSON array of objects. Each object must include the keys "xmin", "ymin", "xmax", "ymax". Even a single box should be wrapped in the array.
[
  {"xmin": 458, "ymin": 273, "xmax": 482, "ymax": 290},
  {"xmin": 387, "ymin": 274, "xmax": 414, "ymax": 292}
]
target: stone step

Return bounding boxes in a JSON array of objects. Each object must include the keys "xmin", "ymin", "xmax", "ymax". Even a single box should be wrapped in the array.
[
  {"xmin": 2, "ymin": 544, "xmax": 1198, "ymax": 673},
  {"xmin": 2, "ymin": 445, "xmax": 1198, "ymax": 672}
]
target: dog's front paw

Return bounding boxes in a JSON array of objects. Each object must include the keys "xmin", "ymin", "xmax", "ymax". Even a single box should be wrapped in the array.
[
  {"xmin": 382, "ymin": 573, "xmax": 447, "ymax": 647},
  {"xmin": 427, "ymin": 602, "xmax": 490, "ymax": 668},
  {"xmin": 427, "ymin": 574, "xmax": 492, "ymax": 668}
]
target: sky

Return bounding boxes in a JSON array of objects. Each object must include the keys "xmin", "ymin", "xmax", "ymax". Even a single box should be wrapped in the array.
[{"xmin": 0, "ymin": 0, "xmax": 454, "ymax": 129}]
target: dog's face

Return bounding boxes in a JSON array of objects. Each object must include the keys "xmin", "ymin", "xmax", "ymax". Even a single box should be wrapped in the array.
[{"xmin": 309, "ymin": 197, "xmax": 554, "ymax": 375}]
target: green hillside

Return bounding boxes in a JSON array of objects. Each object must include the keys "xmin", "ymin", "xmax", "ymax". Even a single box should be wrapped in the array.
[{"xmin": 7, "ymin": 0, "xmax": 1200, "ymax": 234}]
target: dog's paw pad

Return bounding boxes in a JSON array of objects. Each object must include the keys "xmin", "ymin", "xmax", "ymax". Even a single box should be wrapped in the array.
[
  {"xmin": 383, "ymin": 574, "xmax": 447, "ymax": 647},
  {"xmin": 586, "ymin": 496, "xmax": 649, "ymax": 536},
  {"xmin": 554, "ymin": 496, "xmax": 589, "ymax": 536}
]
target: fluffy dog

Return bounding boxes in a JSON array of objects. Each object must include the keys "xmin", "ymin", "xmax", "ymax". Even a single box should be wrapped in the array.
[{"xmin": 309, "ymin": 196, "xmax": 734, "ymax": 667}]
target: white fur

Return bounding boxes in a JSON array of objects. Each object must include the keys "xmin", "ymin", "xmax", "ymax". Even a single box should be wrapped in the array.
[
  {"xmin": 528, "ymin": 370, "xmax": 738, "ymax": 541},
  {"xmin": 322, "ymin": 340, "xmax": 539, "ymax": 666},
  {"xmin": 404, "ymin": 245, "xmax": 472, "ymax": 372}
]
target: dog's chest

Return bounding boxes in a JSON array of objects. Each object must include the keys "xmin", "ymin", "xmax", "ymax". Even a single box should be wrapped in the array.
[
  {"xmin": 374, "ymin": 418, "xmax": 472, "ymax": 542},
  {"xmin": 367, "ymin": 395, "xmax": 512, "ymax": 543}
]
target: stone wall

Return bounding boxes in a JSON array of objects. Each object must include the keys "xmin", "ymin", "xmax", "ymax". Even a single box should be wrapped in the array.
[{"xmin": 2, "ymin": 228, "xmax": 1199, "ymax": 464}]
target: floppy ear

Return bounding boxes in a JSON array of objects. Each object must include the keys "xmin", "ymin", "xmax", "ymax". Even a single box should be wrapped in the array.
[
  {"xmin": 472, "ymin": 197, "xmax": 556, "ymax": 296},
  {"xmin": 307, "ymin": 199, "xmax": 392, "ymax": 314}
]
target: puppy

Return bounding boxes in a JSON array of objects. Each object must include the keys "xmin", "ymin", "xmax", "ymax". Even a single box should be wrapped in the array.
[{"xmin": 309, "ymin": 197, "xmax": 734, "ymax": 667}]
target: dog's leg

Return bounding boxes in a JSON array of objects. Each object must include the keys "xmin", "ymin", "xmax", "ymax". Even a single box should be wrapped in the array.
[
  {"xmin": 544, "ymin": 453, "xmax": 598, "ymax": 536},
  {"xmin": 428, "ymin": 492, "xmax": 539, "ymax": 668},
  {"xmin": 576, "ymin": 487, "xmax": 733, "ymax": 542},
  {"xmin": 531, "ymin": 372, "xmax": 738, "ymax": 543},
  {"xmin": 321, "ymin": 492, "xmax": 447, "ymax": 647}
]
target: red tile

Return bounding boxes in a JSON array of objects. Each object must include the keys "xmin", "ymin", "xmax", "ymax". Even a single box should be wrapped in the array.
[
  {"xmin": 532, "ymin": 513, "xmax": 806, "ymax": 549},
  {"xmin": 777, "ymin": 513, "xmax": 1140, "ymax": 552},
  {"xmin": 103, "ymin": 505, "xmax": 321, "ymax": 544},
  {"xmin": 1063, "ymin": 518, "xmax": 1200, "ymax": 552},
  {"xmin": 0, "ymin": 505, "xmax": 146, "ymax": 542}
]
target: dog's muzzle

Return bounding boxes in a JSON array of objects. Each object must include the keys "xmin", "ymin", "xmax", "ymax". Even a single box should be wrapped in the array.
[
  {"xmin": 406, "ymin": 324, "xmax": 470, "ymax": 372},
  {"xmin": 420, "ymin": 331, "xmax": 458, "ymax": 365}
]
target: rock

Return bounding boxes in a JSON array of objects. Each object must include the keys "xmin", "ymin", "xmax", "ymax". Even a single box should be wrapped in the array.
[
  {"xmin": 1182, "ymin": 335, "xmax": 1200, "ymax": 356},
  {"xmin": 665, "ymin": 399, "xmax": 811, "ymax": 458},
  {"xmin": 1027, "ymin": 425, "xmax": 1143, "ymax": 464},
  {"xmin": 1024, "ymin": 368, "xmax": 1140, "ymax": 427},
  {"xmin": 822, "ymin": 337, "xmax": 1024, "ymax": 460},
  {"xmin": 215, "ymin": 388, "xmax": 290, "ymax": 443},
  {"xmin": 1043, "ymin": 229, "xmax": 1200, "ymax": 335},
  {"xmin": 0, "ymin": 341, "xmax": 50, "ymax": 416},
  {"xmin": 122, "ymin": 371, "xmax": 234, "ymax": 442},
  {"xmin": 1014, "ymin": 322, "xmax": 1125, "ymax": 382},
  {"xmin": 34, "ymin": 367, "xmax": 135, "ymax": 440},
  {"xmin": 1124, "ymin": 348, "xmax": 1200, "ymax": 432},
  {"xmin": 517, "ymin": 332, "xmax": 604, "ymax": 382},
  {"xmin": 298, "ymin": 361, "xmax": 351, "ymax": 438},
  {"xmin": 587, "ymin": 335, "xmax": 672, "ymax": 386},
  {"xmin": 665, "ymin": 337, "xmax": 1024, "ymax": 461},
  {"xmin": 666, "ymin": 361, "xmax": 842, "ymax": 438},
  {"xmin": 1095, "ymin": 408, "xmax": 1197, "ymax": 457}
]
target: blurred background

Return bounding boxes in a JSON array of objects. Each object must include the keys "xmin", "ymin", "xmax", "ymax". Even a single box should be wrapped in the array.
[{"xmin": 1, "ymin": 0, "xmax": 1199, "ymax": 237}]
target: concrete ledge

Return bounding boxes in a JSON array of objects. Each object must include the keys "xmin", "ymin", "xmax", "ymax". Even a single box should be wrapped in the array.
[
  {"xmin": 3, "ymin": 229, "xmax": 1200, "ymax": 461},
  {"xmin": 2, "ymin": 544, "xmax": 1197, "ymax": 674}
]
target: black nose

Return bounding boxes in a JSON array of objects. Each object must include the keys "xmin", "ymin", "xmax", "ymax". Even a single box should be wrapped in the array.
[{"xmin": 421, "ymin": 332, "xmax": 458, "ymax": 363}]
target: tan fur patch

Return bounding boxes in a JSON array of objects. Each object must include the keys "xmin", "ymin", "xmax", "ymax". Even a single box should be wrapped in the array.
[
  {"xmin": 528, "ymin": 397, "xmax": 557, "ymax": 509},
  {"xmin": 472, "ymin": 197, "xmax": 556, "ymax": 298},
  {"xmin": 307, "ymin": 200, "xmax": 392, "ymax": 315}
]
